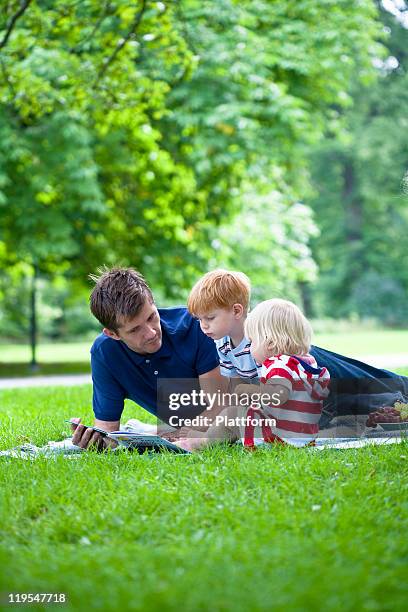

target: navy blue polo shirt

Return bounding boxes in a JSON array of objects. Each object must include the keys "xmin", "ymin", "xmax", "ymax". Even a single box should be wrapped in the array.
[{"xmin": 90, "ymin": 307, "xmax": 220, "ymax": 422}]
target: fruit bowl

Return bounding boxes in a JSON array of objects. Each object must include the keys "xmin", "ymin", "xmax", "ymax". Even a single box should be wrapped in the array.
[
  {"xmin": 378, "ymin": 421, "xmax": 408, "ymax": 431},
  {"xmin": 366, "ymin": 402, "xmax": 408, "ymax": 429}
]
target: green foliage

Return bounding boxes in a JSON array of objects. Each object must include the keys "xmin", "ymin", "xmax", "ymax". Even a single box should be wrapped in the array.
[
  {"xmin": 0, "ymin": 0, "xmax": 387, "ymax": 339},
  {"xmin": 348, "ymin": 271, "xmax": 408, "ymax": 327},
  {"xmin": 0, "ymin": 110, "xmax": 104, "ymax": 266},
  {"xmin": 158, "ymin": 0, "xmax": 385, "ymax": 299},
  {"xmin": 0, "ymin": 266, "xmax": 99, "ymax": 341},
  {"xmin": 0, "ymin": 0, "xmax": 196, "ymax": 281},
  {"xmin": 212, "ymin": 187, "xmax": 319, "ymax": 305},
  {"xmin": 308, "ymin": 4, "xmax": 408, "ymax": 323},
  {"xmin": 165, "ymin": 0, "xmax": 383, "ymax": 176},
  {"xmin": 0, "ymin": 262, "xmax": 31, "ymax": 338}
]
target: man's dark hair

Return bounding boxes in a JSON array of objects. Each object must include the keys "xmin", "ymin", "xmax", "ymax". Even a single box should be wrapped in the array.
[{"xmin": 89, "ymin": 267, "xmax": 153, "ymax": 331}]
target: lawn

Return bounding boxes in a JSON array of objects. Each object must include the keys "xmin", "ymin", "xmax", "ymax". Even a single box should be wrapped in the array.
[
  {"xmin": 0, "ymin": 386, "xmax": 407, "ymax": 611},
  {"xmin": 0, "ymin": 342, "xmax": 91, "ymax": 363},
  {"xmin": 1, "ymin": 329, "xmax": 408, "ymax": 378},
  {"xmin": 0, "ymin": 342, "xmax": 91, "ymax": 377},
  {"xmin": 314, "ymin": 329, "xmax": 408, "ymax": 357}
]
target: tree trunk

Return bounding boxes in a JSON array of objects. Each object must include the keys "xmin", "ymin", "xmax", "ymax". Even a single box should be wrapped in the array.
[
  {"xmin": 299, "ymin": 281, "xmax": 313, "ymax": 318},
  {"xmin": 343, "ymin": 160, "xmax": 362, "ymax": 244},
  {"xmin": 30, "ymin": 264, "xmax": 39, "ymax": 371},
  {"xmin": 342, "ymin": 159, "xmax": 365, "ymax": 286}
]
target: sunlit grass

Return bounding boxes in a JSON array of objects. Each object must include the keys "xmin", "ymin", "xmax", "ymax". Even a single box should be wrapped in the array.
[
  {"xmin": 0, "ymin": 342, "xmax": 92, "ymax": 363},
  {"xmin": 314, "ymin": 329, "xmax": 408, "ymax": 356},
  {"xmin": 1, "ymin": 330, "xmax": 408, "ymax": 379},
  {"xmin": 0, "ymin": 386, "xmax": 407, "ymax": 611}
]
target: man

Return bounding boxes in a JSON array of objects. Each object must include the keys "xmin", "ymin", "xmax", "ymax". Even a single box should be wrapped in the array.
[
  {"xmin": 72, "ymin": 267, "xmax": 228, "ymax": 449},
  {"xmin": 74, "ymin": 266, "xmax": 408, "ymax": 449}
]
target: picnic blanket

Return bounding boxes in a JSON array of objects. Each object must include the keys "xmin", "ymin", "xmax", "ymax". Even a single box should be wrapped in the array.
[
  {"xmin": 0, "ymin": 438, "xmax": 86, "ymax": 460},
  {"xmin": 0, "ymin": 420, "xmax": 193, "ymax": 459},
  {"xmin": 0, "ymin": 424, "xmax": 405, "ymax": 459},
  {"xmin": 313, "ymin": 436, "xmax": 405, "ymax": 449}
]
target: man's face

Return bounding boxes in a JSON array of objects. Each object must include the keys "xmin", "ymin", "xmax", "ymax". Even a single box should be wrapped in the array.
[
  {"xmin": 104, "ymin": 300, "xmax": 162, "ymax": 354},
  {"xmin": 196, "ymin": 308, "xmax": 237, "ymax": 340}
]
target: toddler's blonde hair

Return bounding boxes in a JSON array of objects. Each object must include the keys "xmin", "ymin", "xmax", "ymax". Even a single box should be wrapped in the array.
[
  {"xmin": 188, "ymin": 269, "xmax": 251, "ymax": 316},
  {"xmin": 244, "ymin": 299, "xmax": 312, "ymax": 357}
]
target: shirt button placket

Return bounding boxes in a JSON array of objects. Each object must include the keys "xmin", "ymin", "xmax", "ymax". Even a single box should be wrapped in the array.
[{"xmin": 145, "ymin": 358, "xmax": 157, "ymax": 375}]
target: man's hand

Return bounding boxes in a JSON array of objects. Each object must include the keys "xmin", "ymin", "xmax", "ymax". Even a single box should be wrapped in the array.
[{"xmin": 70, "ymin": 418, "xmax": 119, "ymax": 451}]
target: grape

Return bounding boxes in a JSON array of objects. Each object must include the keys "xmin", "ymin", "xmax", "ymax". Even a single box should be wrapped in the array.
[
  {"xmin": 365, "ymin": 404, "xmax": 404, "ymax": 427},
  {"xmin": 394, "ymin": 401, "xmax": 408, "ymax": 420}
]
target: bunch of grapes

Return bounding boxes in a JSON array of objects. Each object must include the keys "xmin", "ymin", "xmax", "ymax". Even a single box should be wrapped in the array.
[
  {"xmin": 394, "ymin": 401, "xmax": 408, "ymax": 420},
  {"xmin": 366, "ymin": 405, "xmax": 406, "ymax": 427}
]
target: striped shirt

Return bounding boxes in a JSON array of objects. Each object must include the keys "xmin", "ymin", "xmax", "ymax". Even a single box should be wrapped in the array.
[
  {"xmin": 243, "ymin": 354, "xmax": 330, "ymax": 448},
  {"xmin": 215, "ymin": 336, "xmax": 259, "ymax": 380}
]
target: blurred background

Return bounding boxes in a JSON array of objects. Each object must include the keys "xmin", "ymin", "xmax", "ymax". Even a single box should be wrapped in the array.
[{"xmin": 0, "ymin": 0, "xmax": 407, "ymax": 374}]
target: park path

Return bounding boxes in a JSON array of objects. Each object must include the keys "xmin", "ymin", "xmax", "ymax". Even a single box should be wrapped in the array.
[
  {"xmin": 0, "ymin": 373, "xmax": 91, "ymax": 389},
  {"xmin": 358, "ymin": 354, "xmax": 408, "ymax": 369},
  {"xmin": 1, "ymin": 353, "xmax": 408, "ymax": 389}
]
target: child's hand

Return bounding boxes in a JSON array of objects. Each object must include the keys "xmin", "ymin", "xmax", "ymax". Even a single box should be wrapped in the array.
[
  {"xmin": 179, "ymin": 426, "xmax": 210, "ymax": 437},
  {"xmin": 175, "ymin": 437, "xmax": 210, "ymax": 452}
]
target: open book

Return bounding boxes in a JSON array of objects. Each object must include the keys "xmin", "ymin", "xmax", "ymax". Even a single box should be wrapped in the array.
[
  {"xmin": 99, "ymin": 429, "xmax": 190, "ymax": 454},
  {"xmin": 67, "ymin": 421, "xmax": 190, "ymax": 454}
]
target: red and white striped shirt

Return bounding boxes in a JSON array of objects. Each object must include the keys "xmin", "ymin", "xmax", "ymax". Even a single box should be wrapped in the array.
[{"xmin": 243, "ymin": 354, "xmax": 330, "ymax": 448}]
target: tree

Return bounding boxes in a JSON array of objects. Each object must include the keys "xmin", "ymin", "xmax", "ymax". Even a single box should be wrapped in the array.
[
  {"xmin": 307, "ymin": 1, "xmax": 408, "ymax": 324},
  {"xmin": 212, "ymin": 186, "xmax": 319, "ymax": 308},
  {"xmin": 0, "ymin": 0, "xmax": 196, "ymax": 360},
  {"xmin": 0, "ymin": 0, "xmax": 386, "ymax": 356}
]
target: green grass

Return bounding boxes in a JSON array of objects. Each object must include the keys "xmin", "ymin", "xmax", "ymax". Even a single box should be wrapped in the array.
[
  {"xmin": 0, "ymin": 341, "xmax": 91, "ymax": 363},
  {"xmin": 1, "ymin": 329, "xmax": 408, "ymax": 378},
  {"xmin": 1, "ymin": 331, "xmax": 406, "ymax": 363},
  {"xmin": 0, "ymin": 342, "xmax": 91, "ymax": 377},
  {"xmin": 0, "ymin": 361, "xmax": 91, "ymax": 378},
  {"xmin": 1, "ymin": 386, "xmax": 407, "ymax": 611},
  {"xmin": 314, "ymin": 330, "xmax": 408, "ymax": 356}
]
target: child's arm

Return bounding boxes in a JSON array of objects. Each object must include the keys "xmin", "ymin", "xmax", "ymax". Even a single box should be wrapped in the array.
[
  {"xmin": 234, "ymin": 382, "xmax": 260, "ymax": 397},
  {"xmin": 175, "ymin": 405, "xmax": 241, "ymax": 451}
]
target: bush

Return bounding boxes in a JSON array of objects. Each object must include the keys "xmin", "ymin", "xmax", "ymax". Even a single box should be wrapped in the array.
[
  {"xmin": 0, "ymin": 272, "xmax": 100, "ymax": 342},
  {"xmin": 348, "ymin": 271, "xmax": 408, "ymax": 327}
]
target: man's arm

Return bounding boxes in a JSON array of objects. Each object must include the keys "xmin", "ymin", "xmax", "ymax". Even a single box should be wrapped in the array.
[{"xmin": 71, "ymin": 418, "xmax": 120, "ymax": 449}]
